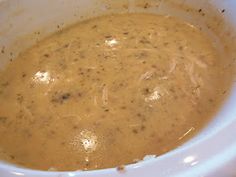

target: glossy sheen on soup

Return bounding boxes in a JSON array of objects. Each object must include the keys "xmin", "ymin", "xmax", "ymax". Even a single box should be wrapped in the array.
[{"xmin": 0, "ymin": 13, "xmax": 232, "ymax": 171}]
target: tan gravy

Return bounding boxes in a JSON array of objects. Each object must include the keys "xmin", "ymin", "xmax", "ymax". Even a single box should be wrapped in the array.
[{"xmin": 0, "ymin": 13, "xmax": 232, "ymax": 171}]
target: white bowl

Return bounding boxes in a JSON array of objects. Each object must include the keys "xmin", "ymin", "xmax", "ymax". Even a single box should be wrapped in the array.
[{"xmin": 0, "ymin": 0, "xmax": 236, "ymax": 176}]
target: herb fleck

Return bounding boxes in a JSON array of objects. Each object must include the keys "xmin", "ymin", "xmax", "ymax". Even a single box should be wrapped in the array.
[
  {"xmin": 0, "ymin": 117, "xmax": 7, "ymax": 123},
  {"xmin": 117, "ymin": 165, "xmax": 125, "ymax": 172},
  {"xmin": 132, "ymin": 129, "xmax": 138, "ymax": 134}
]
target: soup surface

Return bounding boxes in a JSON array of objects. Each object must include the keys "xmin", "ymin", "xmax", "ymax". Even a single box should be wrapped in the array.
[{"xmin": 0, "ymin": 13, "xmax": 232, "ymax": 171}]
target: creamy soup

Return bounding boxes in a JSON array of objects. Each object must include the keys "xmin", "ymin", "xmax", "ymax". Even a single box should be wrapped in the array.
[{"xmin": 0, "ymin": 13, "xmax": 232, "ymax": 171}]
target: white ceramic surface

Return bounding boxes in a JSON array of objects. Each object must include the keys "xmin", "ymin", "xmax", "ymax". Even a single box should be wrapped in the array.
[{"xmin": 0, "ymin": 0, "xmax": 236, "ymax": 177}]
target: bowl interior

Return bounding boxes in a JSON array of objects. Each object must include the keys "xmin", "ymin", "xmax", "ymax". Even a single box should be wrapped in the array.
[{"xmin": 0, "ymin": 0, "xmax": 236, "ymax": 176}]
